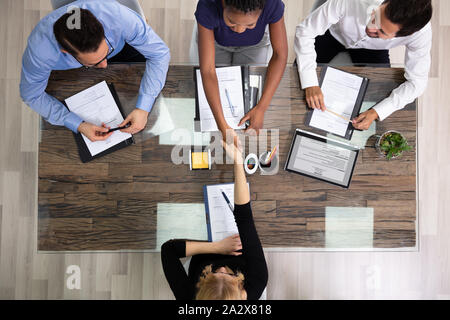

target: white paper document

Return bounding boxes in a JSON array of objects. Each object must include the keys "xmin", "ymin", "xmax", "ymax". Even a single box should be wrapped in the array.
[
  {"xmin": 65, "ymin": 81, "xmax": 132, "ymax": 157},
  {"xmin": 309, "ymin": 67, "xmax": 364, "ymax": 137},
  {"xmin": 196, "ymin": 66, "xmax": 246, "ymax": 132},
  {"xmin": 293, "ymin": 136, "xmax": 354, "ymax": 184},
  {"xmin": 205, "ymin": 183, "xmax": 249, "ymax": 242}
]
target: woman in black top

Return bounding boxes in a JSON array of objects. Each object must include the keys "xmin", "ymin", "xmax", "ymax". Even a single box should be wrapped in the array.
[{"xmin": 161, "ymin": 140, "xmax": 268, "ymax": 300}]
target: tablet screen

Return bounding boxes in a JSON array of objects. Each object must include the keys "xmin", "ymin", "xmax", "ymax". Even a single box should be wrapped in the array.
[{"xmin": 285, "ymin": 130, "xmax": 359, "ymax": 188}]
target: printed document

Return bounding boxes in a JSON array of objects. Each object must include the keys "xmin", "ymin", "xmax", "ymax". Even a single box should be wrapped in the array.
[
  {"xmin": 205, "ymin": 183, "xmax": 249, "ymax": 242},
  {"xmin": 196, "ymin": 66, "xmax": 245, "ymax": 132},
  {"xmin": 65, "ymin": 81, "xmax": 132, "ymax": 156},
  {"xmin": 309, "ymin": 67, "xmax": 363, "ymax": 137},
  {"xmin": 293, "ymin": 136, "xmax": 353, "ymax": 184}
]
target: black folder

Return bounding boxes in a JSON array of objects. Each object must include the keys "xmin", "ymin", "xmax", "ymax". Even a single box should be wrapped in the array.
[
  {"xmin": 304, "ymin": 66, "xmax": 370, "ymax": 140},
  {"xmin": 64, "ymin": 82, "xmax": 134, "ymax": 163},
  {"xmin": 193, "ymin": 66, "xmax": 258, "ymax": 132}
]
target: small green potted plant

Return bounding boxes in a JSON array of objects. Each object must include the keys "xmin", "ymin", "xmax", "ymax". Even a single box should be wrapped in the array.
[{"xmin": 375, "ymin": 131, "xmax": 413, "ymax": 160}]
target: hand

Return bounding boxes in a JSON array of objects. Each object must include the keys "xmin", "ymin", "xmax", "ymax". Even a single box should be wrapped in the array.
[
  {"xmin": 214, "ymin": 234, "xmax": 242, "ymax": 256},
  {"xmin": 238, "ymin": 106, "xmax": 265, "ymax": 135},
  {"xmin": 118, "ymin": 109, "xmax": 149, "ymax": 134},
  {"xmin": 220, "ymin": 125, "xmax": 240, "ymax": 146},
  {"xmin": 305, "ymin": 86, "xmax": 326, "ymax": 111},
  {"xmin": 78, "ymin": 122, "xmax": 113, "ymax": 142},
  {"xmin": 221, "ymin": 136, "xmax": 244, "ymax": 165},
  {"xmin": 352, "ymin": 109, "xmax": 379, "ymax": 130}
]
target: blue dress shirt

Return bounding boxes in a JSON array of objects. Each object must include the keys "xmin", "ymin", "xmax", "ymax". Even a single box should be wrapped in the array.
[{"xmin": 20, "ymin": 0, "xmax": 170, "ymax": 133}]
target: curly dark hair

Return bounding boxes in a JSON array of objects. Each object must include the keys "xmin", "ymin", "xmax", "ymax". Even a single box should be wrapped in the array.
[
  {"xmin": 223, "ymin": 0, "xmax": 267, "ymax": 13},
  {"xmin": 383, "ymin": 0, "xmax": 433, "ymax": 37}
]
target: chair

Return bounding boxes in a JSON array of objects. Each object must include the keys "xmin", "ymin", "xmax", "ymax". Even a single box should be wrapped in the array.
[
  {"xmin": 310, "ymin": 0, "xmax": 352, "ymax": 65},
  {"xmin": 50, "ymin": 0, "xmax": 146, "ymax": 19},
  {"xmin": 189, "ymin": 22, "xmax": 199, "ymax": 65}
]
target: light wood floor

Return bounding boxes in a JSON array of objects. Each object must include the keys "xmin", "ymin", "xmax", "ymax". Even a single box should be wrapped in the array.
[{"xmin": 0, "ymin": 0, "xmax": 449, "ymax": 299}]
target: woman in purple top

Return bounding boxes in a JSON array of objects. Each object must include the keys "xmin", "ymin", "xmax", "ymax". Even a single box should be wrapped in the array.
[{"xmin": 195, "ymin": 0, "xmax": 288, "ymax": 138}]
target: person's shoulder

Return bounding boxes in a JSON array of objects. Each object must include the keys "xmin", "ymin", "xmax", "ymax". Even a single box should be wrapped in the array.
[
  {"xmin": 197, "ymin": 0, "xmax": 220, "ymax": 9},
  {"xmin": 25, "ymin": 11, "xmax": 61, "ymax": 64},
  {"xmin": 195, "ymin": 0, "xmax": 221, "ymax": 29},
  {"xmin": 196, "ymin": 0, "xmax": 221, "ymax": 14},
  {"xmin": 81, "ymin": 0, "xmax": 129, "ymax": 20},
  {"xmin": 405, "ymin": 22, "xmax": 432, "ymax": 46},
  {"xmin": 263, "ymin": 0, "xmax": 285, "ymax": 12},
  {"xmin": 265, "ymin": 0, "xmax": 285, "ymax": 10},
  {"xmin": 417, "ymin": 22, "xmax": 433, "ymax": 36},
  {"xmin": 263, "ymin": 0, "xmax": 285, "ymax": 23}
]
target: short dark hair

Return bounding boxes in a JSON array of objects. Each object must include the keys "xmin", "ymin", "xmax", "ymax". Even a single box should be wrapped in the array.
[
  {"xmin": 384, "ymin": 0, "xmax": 433, "ymax": 37},
  {"xmin": 223, "ymin": 0, "xmax": 266, "ymax": 13},
  {"xmin": 53, "ymin": 8, "xmax": 104, "ymax": 56}
]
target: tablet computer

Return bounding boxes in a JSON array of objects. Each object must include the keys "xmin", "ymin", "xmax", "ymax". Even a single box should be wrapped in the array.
[{"xmin": 284, "ymin": 129, "xmax": 360, "ymax": 188}]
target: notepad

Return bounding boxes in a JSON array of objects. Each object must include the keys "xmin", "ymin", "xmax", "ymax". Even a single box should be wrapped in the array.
[
  {"xmin": 65, "ymin": 81, "xmax": 132, "ymax": 157},
  {"xmin": 305, "ymin": 67, "xmax": 369, "ymax": 140},
  {"xmin": 190, "ymin": 147, "xmax": 211, "ymax": 170},
  {"xmin": 203, "ymin": 183, "xmax": 250, "ymax": 242},
  {"xmin": 196, "ymin": 66, "xmax": 246, "ymax": 132},
  {"xmin": 192, "ymin": 152, "xmax": 209, "ymax": 169}
]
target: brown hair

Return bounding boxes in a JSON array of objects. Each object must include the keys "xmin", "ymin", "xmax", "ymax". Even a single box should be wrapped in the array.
[{"xmin": 195, "ymin": 265, "xmax": 246, "ymax": 300}]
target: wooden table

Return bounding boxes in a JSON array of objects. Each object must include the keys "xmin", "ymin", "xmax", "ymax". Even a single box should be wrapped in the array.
[{"xmin": 39, "ymin": 64, "xmax": 417, "ymax": 251}]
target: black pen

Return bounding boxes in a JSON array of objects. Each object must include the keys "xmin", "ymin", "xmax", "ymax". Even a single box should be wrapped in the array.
[
  {"xmin": 220, "ymin": 189, "xmax": 234, "ymax": 213},
  {"xmin": 107, "ymin": 123, "xmax": 130, "ymax": 133}
]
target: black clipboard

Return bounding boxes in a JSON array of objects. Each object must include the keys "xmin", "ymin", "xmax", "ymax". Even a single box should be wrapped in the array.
[
  {"xmin": 284, "ymin": 129, "xmax": 359, "ymax": 189},
  {"xmin": 304, "ymin": 66, "xmax": 370, "ymax": 140},
  {"xmin": 193, "ymin": 66, "xmax": 256, "ymax": 132},
  {"xmin": 64, "ymin": 82, "xmax": 134, "ymax": 163}
]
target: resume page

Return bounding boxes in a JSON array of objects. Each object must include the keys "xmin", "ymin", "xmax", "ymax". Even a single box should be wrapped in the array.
[
  {"xmin": 197, "ymin": 66, "xmax": 246, "ymax": 132},
  {"xmin": 290, "ymin": 135, "xmax": 357, "ymax": 185},
  {"xmin": 65, "ymin": 81, "xmax": 132, "ymax": 156},
  {"xmin": 309, "ymin": 67, "xmax": 363, "ymax": 137}
]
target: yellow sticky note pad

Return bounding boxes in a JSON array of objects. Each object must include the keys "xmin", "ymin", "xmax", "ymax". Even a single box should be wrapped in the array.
[{"xmin": 191, "ymin": 151, "xmax": 209, "ymax": 170}]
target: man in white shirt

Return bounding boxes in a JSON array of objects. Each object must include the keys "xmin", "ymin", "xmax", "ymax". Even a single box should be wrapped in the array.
[{"xmin": 294, "ymin": 0, "xmax": 433, "ymax": 130}]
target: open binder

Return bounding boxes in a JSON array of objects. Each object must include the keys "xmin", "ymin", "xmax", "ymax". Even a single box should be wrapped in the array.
[
  {"xmin": 64, "ymin": 83, "xmax": 134, "ymax": 163},
  {"xmin": 305, "ymin": 66, "xmax": 370, "ymax": 140},
  {"xmin": 193, "ymin": 66, "xmax": 260, "ymax": 132}
]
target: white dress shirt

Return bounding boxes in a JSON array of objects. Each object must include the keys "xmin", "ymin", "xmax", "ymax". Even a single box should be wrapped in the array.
[{"xmin": 294, "ymin": 0, "xmax": 432, "ymax": 121}]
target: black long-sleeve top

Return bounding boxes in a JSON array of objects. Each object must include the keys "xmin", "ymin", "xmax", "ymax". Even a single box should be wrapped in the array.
[{"xmin": 161, "ymin": 202, "xmax": 268, "ymax": 300}]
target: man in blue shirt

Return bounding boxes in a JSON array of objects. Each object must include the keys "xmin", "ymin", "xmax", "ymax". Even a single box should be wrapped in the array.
[{"xmin": 20, "ymin": 0, "xmax": 170, "ymax": 141}]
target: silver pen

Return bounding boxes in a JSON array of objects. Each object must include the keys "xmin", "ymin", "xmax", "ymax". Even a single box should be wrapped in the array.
[{"xmin": 225, "ymin": 88, "xmax": 236, "ymax": 117}]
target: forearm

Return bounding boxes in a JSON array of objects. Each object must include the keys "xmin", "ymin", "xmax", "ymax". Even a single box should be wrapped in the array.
[
  {"xmin": 374, "ymin": 44, "xmax": 430, "ymax": 121},
  {"xmin": 294, "ymin": 0, "xmax": 345, "ymax": 89},
  {"xmin": 234, "ymin": 159, "xmax": 250, "ymax": 205},
  {"xmin": 136, "ymin": 40, "xmax": 170, "ymax": 110},
  {"xmin": 185, "ymin": 240, "xmax": 219, "ymax": 257},
  {"xmin": 21, "ymin": 87, "xmax": 83, "ymax": 133},
  {"xmin": 294, "ymin": 33, "xmax": 319, "ymax": 89},
  {"xmin": 257, "ymin": 50, "xmax": 287, "ymax": 111},
  {"xmin": 373, "ymin": 80, "xmax": 426, "ymax": 121},
  {"xmin": 122, "ymin": 7, "xmax": 170, "ymax": 113},
  {"xmin": 20, "ymin": 64, "xmax": 83, "ymax": 133}
]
